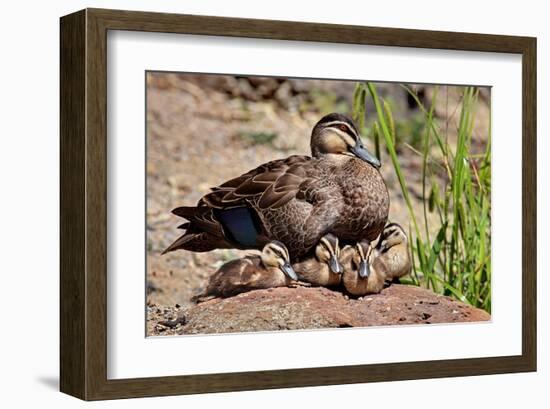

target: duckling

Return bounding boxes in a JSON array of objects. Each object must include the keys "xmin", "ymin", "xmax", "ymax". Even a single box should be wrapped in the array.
[
  {"xmin": 374, "ymin": 223, "xmax": 412, "ymax": 282},
  {"xmin": 292, "ymin": 233, "xmax": 343, "ymax": 287},
  {"xmin": 341, "ymin": 241, "xmax": 383, "ymax": 296},
  {"xmin": 163, "ymin": 113, "xmax": 388, "ymax": 260},
  {"xmin": 341, "ymin": 223, "xmax": 411, "ymax": 296},
  {"xmin": 192, "ymin": 241, "xmax": 304, "ymax": 303}
]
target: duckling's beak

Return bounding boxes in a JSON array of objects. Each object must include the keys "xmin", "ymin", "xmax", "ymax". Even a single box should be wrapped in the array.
[
  {"xmin": 358, "ymin": 242, "xmax": 373, "ymax": 278},
  {"xmin": 281, "ymin": 262, "xmax": 298, "ymax": 281},
  {"xmin": 350, "ymin": 138, "xmax": 381, "ymax": 169},
  {"xmin": 329, "ymin": 255, "xmax": 343, "ymax": 274},
  {"xmin": 359, "ymin": 260, "xmax": 370, "ymax": 279}
]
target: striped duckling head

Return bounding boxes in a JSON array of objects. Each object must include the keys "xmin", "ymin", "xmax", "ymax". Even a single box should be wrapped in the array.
[{"xmin": 260, "ymin": 241, "xmax": 298, "ymax": 280}]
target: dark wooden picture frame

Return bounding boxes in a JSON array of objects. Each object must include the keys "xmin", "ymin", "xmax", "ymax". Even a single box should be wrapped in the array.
[{"xmin": 60, "ymin": 8, "xmax": 537, "ymax": 400}]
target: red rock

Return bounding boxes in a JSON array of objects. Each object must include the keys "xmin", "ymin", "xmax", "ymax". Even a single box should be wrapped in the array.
[{"xmin": 174, "ymin": 284, "xmax": 490, "ymax": 335}]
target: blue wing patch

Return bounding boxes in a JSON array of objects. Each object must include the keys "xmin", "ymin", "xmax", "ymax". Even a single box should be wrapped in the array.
[{"xmin": 214, "ymin": 207, "xmax": 260, "ymax": 247}]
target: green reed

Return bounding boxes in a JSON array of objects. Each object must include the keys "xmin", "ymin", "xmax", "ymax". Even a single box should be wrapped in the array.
[{"xmin": 352, "ymin": 82, "xmax": 491, "ymax": 312}]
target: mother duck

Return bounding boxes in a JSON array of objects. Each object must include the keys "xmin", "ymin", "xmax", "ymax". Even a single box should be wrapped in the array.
[{"xmin": 163, "ymin": 113, "xmax": 389, "ymax": 260}]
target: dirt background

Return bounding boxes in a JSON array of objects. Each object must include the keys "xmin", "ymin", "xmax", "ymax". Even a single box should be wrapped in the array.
[{"xmin": 146, "ymin": 73, "xmax": 490, "ymax": 335}]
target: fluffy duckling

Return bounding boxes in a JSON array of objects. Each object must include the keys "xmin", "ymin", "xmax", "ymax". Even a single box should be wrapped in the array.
[
  {"xmin": 292, "ymin": 233, "xmax": 343, "ymax": 287},
  {"xmin": 375, "ymin": 223, "xmax": 412, "ymax": 281},
  {"xmin": 192, "ymin": 241, "xmax": 301, "ymax": 303},
  {"xmin": 341, "ymin": 223, "xmax": 411, "ymax": 296}
]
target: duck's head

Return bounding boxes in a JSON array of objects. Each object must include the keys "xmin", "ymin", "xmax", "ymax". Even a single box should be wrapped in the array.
[
  {"xmin": 261, "ymin": 241, "xmax": 298, "ymax": 280},
  {"xmin": 376, "ymin": 223, "xmax": 408, "ymax": 252},
  {"xmin": 315, "ymin": 233, "xmax": 343, "ymax": 275},
  {"xmin": 310, "ymin": 113, "xmax": 381, "ymax": 169},
  {"xmin": 354, "ymin": 239, "xmax": 374, "ymax": 279}
]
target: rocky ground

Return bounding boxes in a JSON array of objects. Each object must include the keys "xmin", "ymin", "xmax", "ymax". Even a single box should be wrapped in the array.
[
  {"xmin": 147, "ymin": 284, "xmax": 490, "ymax": 336},
  {"xmin": 146, "ymin": 73, "xmax": 490, "ymax": 335}
]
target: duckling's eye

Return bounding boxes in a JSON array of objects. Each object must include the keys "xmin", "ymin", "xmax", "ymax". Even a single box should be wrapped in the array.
[{"xmin": 339, "ymin": 125, "xmax": 347, "ymax": 132}]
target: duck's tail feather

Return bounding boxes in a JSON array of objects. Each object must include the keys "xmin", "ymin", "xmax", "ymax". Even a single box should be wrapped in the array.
[
  {"xmin": 161, "ymin": 233, "xmax": 196, "ymax": 255},
  {"xmin": 162, "ymin": 223, "xmax": 234, "ymax": 255},
  {"xmin": 172, "ymin": 206, "xmax": 197, "ymax": 219},
  {"xmin": 165, "ymin": 205, "xmax": 266, "ymax": 253},
  {"xmin": 163, "ymin": 205, "xmax": 230, "ymax": 254},
  {"xmin": 162, "ymin": 229, "xmax": 231, "ymax": 255}
]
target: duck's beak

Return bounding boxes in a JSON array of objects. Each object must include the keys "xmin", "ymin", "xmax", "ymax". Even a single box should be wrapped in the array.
[
  {"xmin": 350, "ymin": 138, "xmax": 381, "ymax": 168},
  {"xmin": 329, "ymin": 255, "xmax": 343, "ymax": 274},
  {"xmin": 358, "ymin": 260, "xmax": 370, "ymax": 279},
  {"xmin": 281, "ymin": 262, "xmax": 298, "ymax": 281},
  {"xmin": 358, "ymin": 242, "xmax": 373, "ymax": 278}
]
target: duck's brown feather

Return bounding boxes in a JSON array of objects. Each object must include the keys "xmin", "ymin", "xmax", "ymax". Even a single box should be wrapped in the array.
[
  {"xmin": 202, "ymin": 155, "xmax": 311, "ymax": 209},
  {"xmin": 164, "ymin": 154, "xmax": 388, "ymax": 259}
]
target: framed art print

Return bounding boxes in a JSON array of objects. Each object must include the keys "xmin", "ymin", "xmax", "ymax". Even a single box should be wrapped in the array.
[{"xmin": 60, "ymin": 8, "xmax": 536, "ymax": 400}]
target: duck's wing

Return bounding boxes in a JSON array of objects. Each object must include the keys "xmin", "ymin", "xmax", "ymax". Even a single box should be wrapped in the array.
[
  {"xmin": 201, "ymin": 155, "xmax": 314, "ymax": 210},
  {"xmin": 164, "ymin": 155, "xmax": 321, "ymax": 254}
]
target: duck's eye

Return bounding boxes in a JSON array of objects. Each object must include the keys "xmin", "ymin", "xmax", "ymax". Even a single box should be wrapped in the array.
[{"xmin": 339, "ymin": 125, "xmax": 347, "ymax": 132}]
